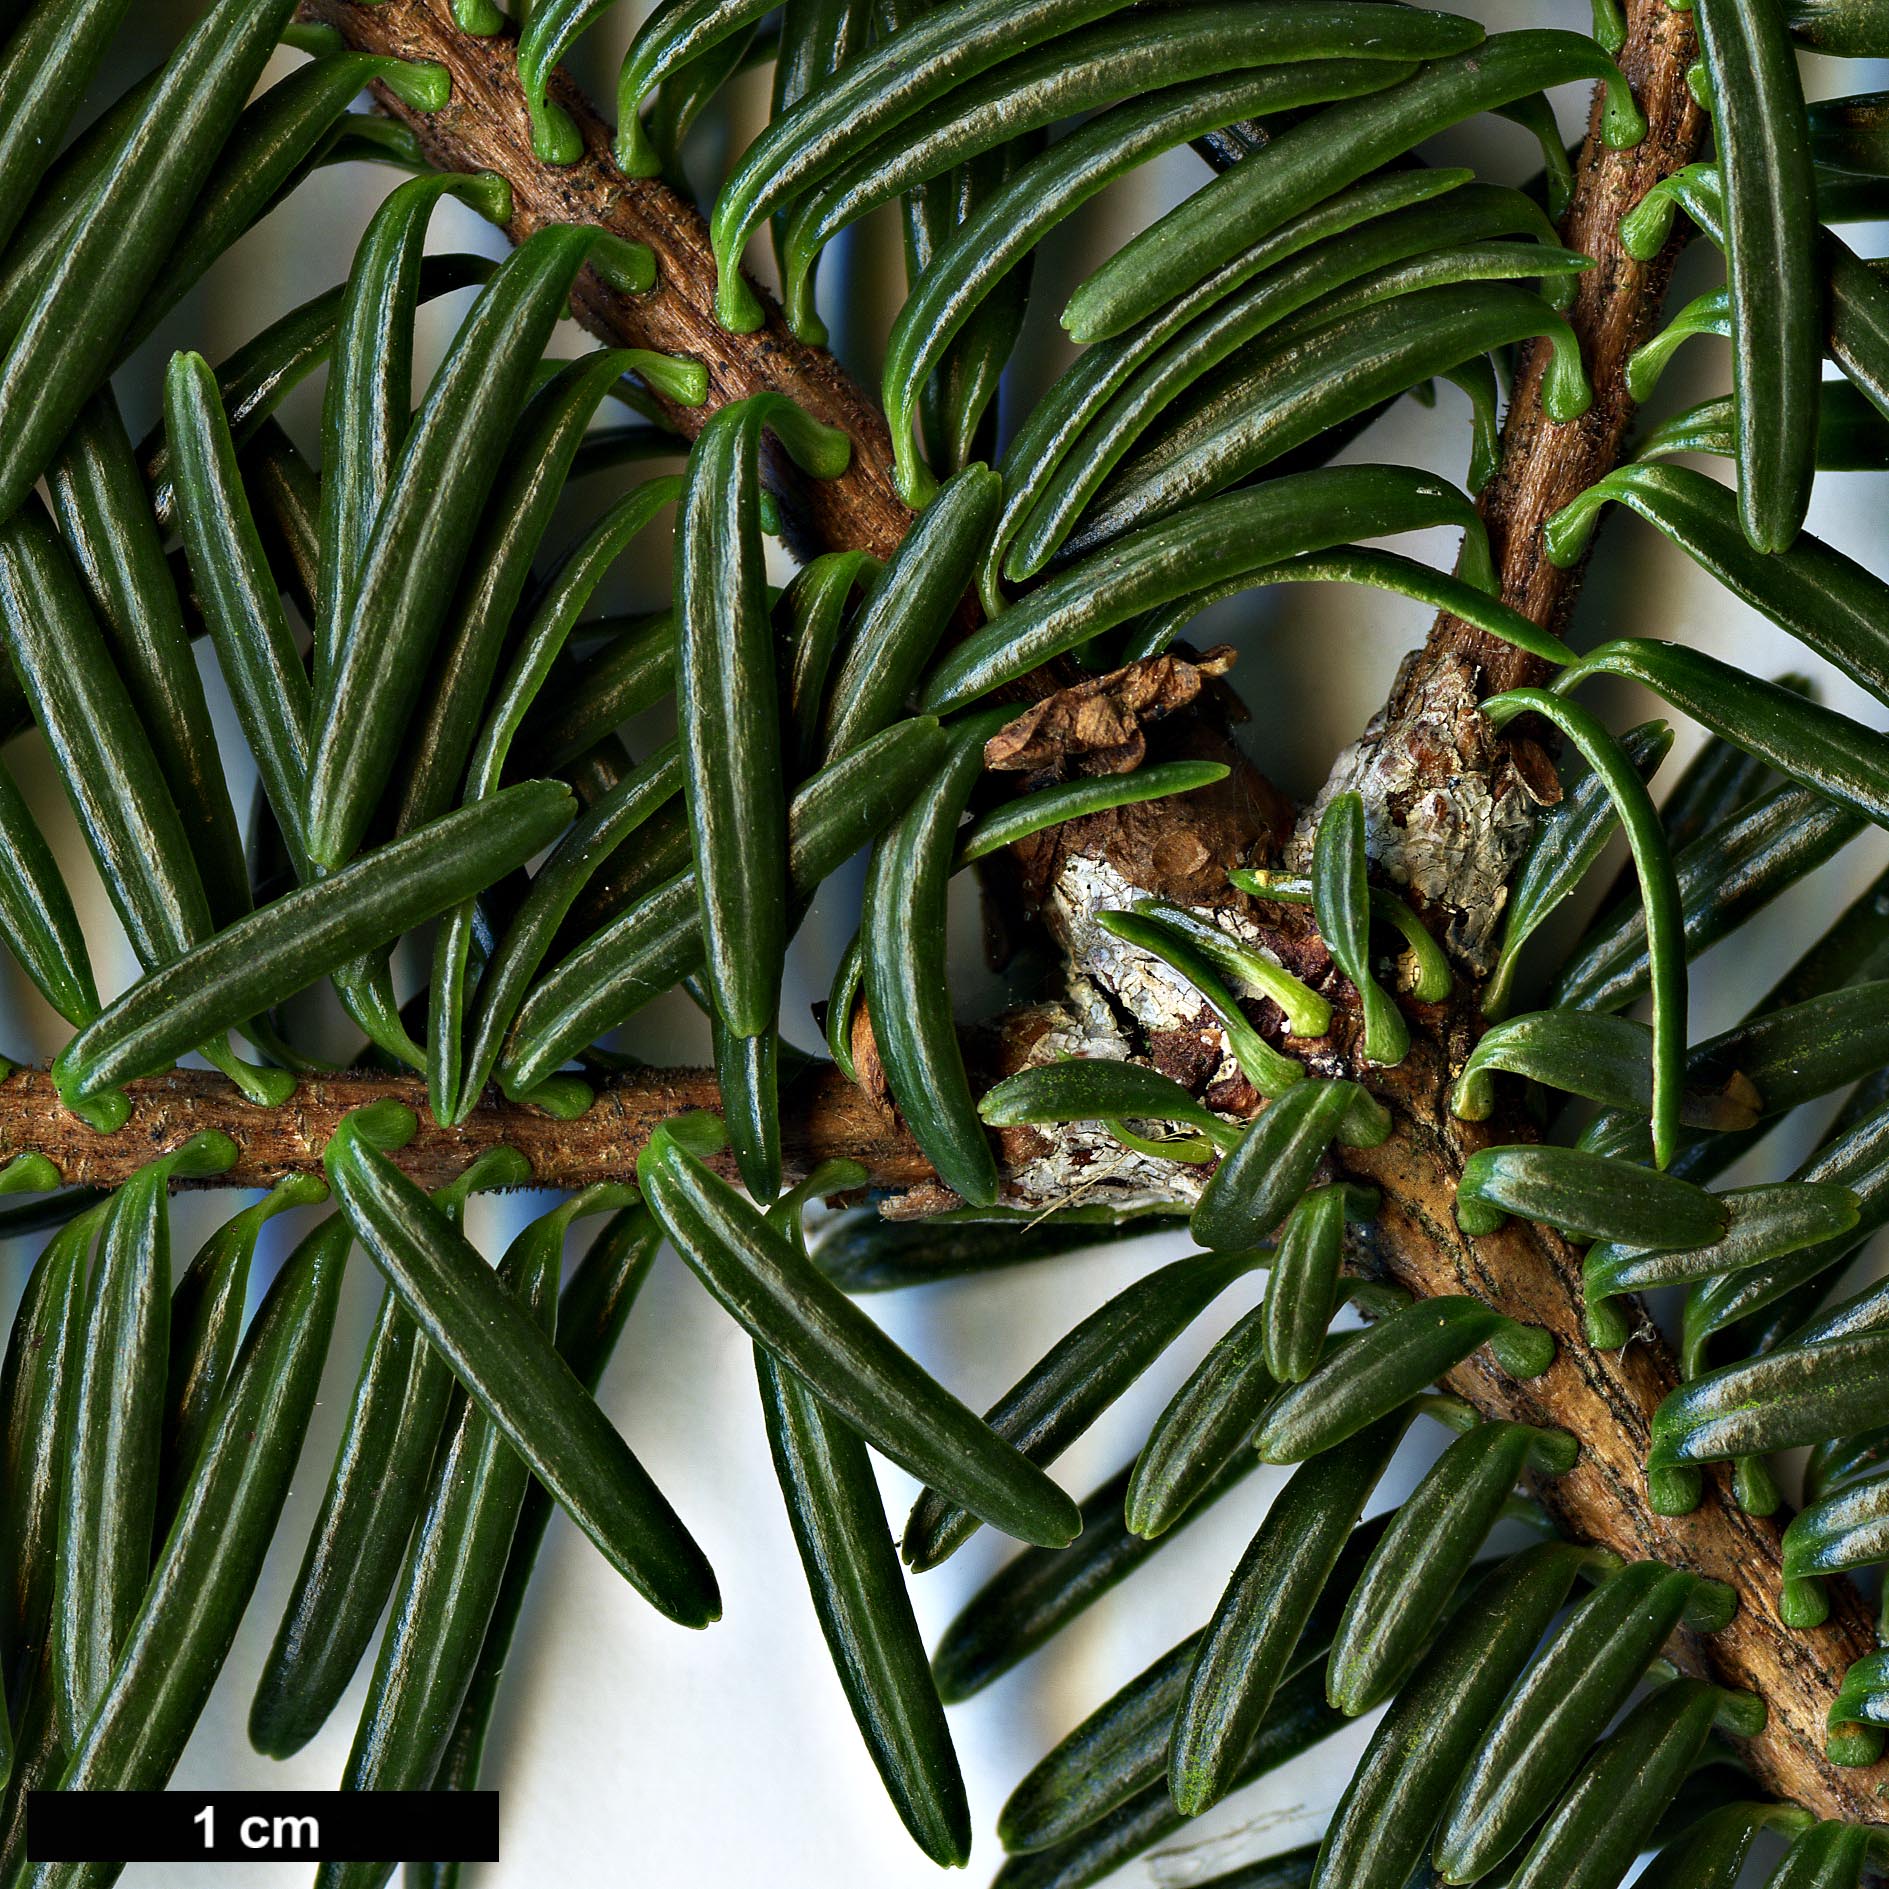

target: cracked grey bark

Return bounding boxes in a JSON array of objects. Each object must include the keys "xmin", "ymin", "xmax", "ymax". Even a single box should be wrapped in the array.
[{"xmin": 1285, "ymin": 657, "xmax": 1546, "ymax": 974}]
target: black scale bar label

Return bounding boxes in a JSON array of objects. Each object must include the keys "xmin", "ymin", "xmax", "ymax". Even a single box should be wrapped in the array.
[{"xmin": 27, "ymin": 1791, "xmax": 500, "ymax": 1863}]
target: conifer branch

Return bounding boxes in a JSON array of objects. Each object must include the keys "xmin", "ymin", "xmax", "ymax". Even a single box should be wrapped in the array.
[{"xmin": 33, "ymin": 0, "xmax": 1833, "ymax": 1824}]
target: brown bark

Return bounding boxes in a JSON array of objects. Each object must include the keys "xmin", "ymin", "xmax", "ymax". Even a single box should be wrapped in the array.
[
  {"xmin": 0, "ymin": 1064, "xmax": 927, "ymax": 1193},
  {"xmin": 1347, "ymin": 1033, "xmax": 1886, "ymax": 1827},
  {"xmin": 76, "ymin": 0, "xmax": 1873, "ymax": 1829},
  {"xmin": 1328, "ymin": 0, "xmax": 1888, "ymax": 1819},
  {"xmin": 296, "ymin": 0, "xmax": 915, "ymax": 564},
  {"xmin": 1397, "ymin": 0, "xmax": 1707, "ymax": 707},
  {"xmin": 962, "ymin": 0, "xmax": 1887, "ymax": 1820}
]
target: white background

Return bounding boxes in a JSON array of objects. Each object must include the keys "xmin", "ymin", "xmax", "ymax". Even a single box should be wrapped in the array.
[{"xmin": 6, "ymin": 0, "xmax": 1885, "ymax": 1884}]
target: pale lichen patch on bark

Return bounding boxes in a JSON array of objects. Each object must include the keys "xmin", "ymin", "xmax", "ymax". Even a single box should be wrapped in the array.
[
  {"xmin": 1044, "ymin": 852, "xmax": 1293, "ymax": 1050},
  {"xmin": 976, "ymin": 849, "xmax": 1291, "ymax": 1215},
  {"xmin": 997, "ymin": 1004, "xmax": 1201, "ymax": 1208},
  {"xmin": 1286, "ymin": 657, "xmax": 1545, "ymax": 973}
]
